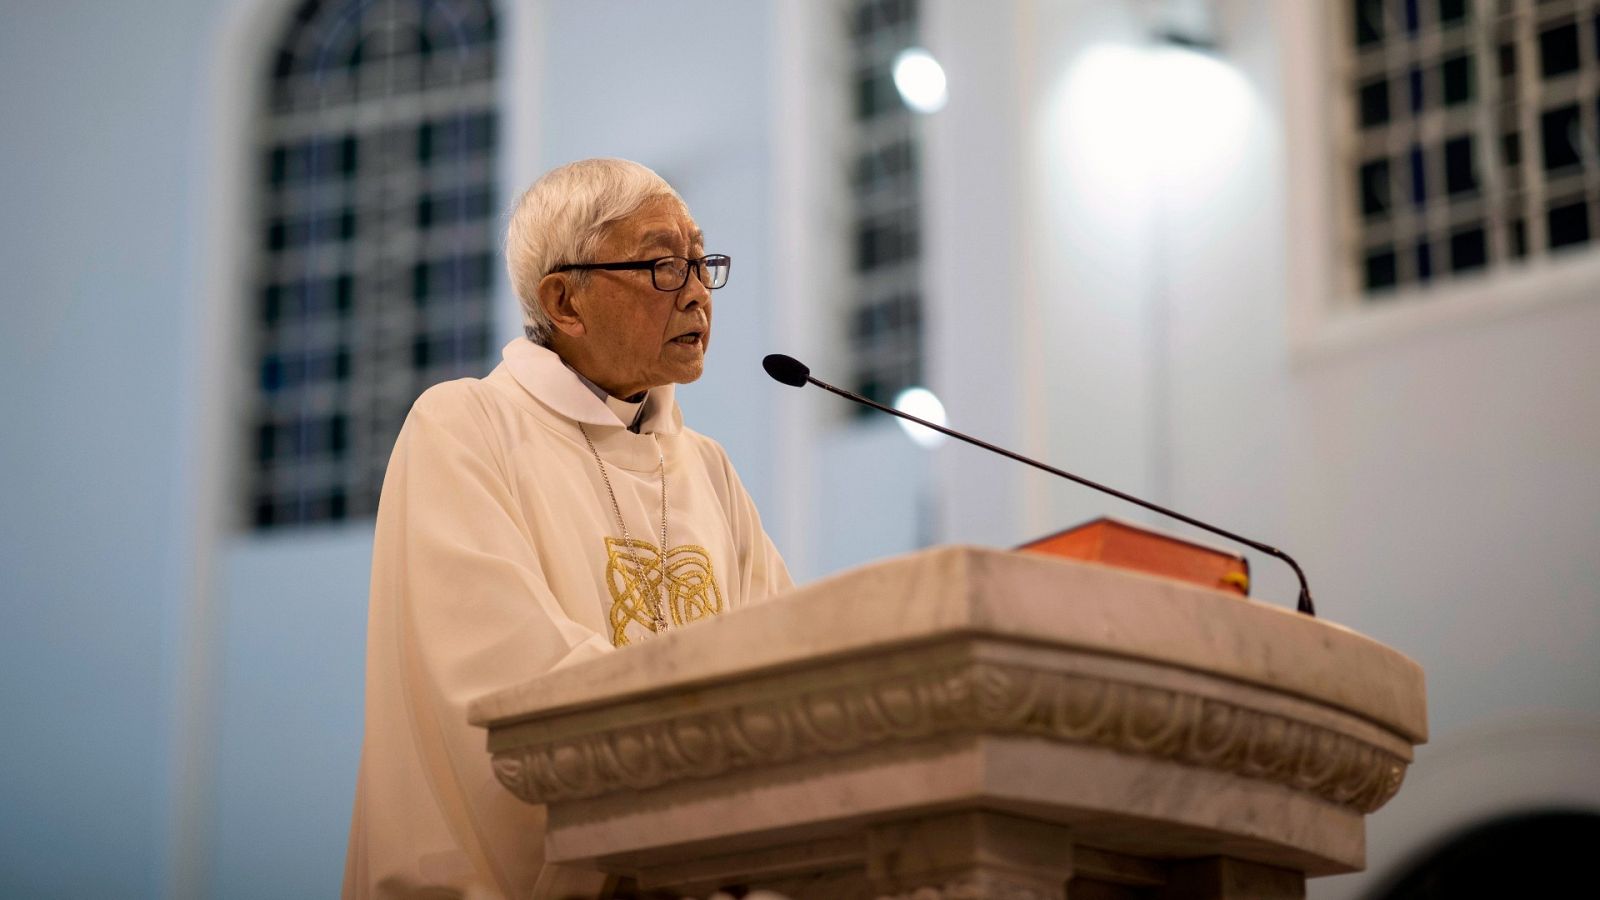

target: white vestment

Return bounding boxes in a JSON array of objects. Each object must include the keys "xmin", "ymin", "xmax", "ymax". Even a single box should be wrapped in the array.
[{"xmin": 343, "ymin": 339, "xmax": 793, "ymax": 899}]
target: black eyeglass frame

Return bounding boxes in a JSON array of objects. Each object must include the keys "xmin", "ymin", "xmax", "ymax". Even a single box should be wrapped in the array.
[{"xmin": 552, "ymin": 254, "xmax": 732, "ymax": 292}]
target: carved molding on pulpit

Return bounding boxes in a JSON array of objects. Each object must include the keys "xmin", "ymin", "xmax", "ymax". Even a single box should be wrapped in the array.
[
  {"xmin": 471, "ymin": 548, "xmax": 1429, "ymax": 899},
  {"xmin": 489, "ymin": 649, "xmax": 1409, "ymax": 814}
]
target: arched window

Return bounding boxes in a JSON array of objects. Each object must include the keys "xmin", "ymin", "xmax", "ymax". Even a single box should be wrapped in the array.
[
  {"xmin": 846, "ymin": 0, "xmax": 926, "ymax": 412},
  {"xmin": 246, "ymin": 0, "xmax": 500, "ymax": 530}
]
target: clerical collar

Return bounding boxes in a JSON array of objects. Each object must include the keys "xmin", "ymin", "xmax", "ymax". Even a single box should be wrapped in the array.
[
  {"xmin": 499, "ymin": 338, "xmax": 683, "ymax": 435},
  {"xmin": 570, "ymin": 368, "xmax": 648, "ymax": 432}
]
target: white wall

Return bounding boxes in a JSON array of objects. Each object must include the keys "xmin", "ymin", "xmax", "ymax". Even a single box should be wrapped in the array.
[
  {"xmin": 910, "ymin": 1, "xmax": 1598, "ymax": 895},
  {"xmin": 1212, "ymin": 3, "xmax": 1600, "ymax": 894},
  {"xmin": 3, "ymin": 0, "xmax": 1595, "ymax": 897},
  {"xmin": 208, "ymin": 529, "xmax": 372, "ymax": 898},
  {"xmin": 924, "ymin": 0, "xmax": 1030, "ymax": 549},
  {"xmin": 0, "ymin": 1, "xmax": 216, "ymax": 896},
  {"xmin": 966, "ymin": 0, "xmax": 1600, "ymax": 895},
  {"xmin": 1, "ymin": 0, "xmax": 786, "ymax": 896}
]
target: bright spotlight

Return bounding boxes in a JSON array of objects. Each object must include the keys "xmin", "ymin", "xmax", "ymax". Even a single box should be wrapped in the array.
[
  {"xmin": 892, "ymin": 386, "xmax": 948, "ymax": 448},
  {"xmin": 893, "ymin": 48, "xmax": 948, "ymax": 114}
]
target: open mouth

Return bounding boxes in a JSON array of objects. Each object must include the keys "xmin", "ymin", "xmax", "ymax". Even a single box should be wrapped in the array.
[{"xmin": 670, "ymin": 330, "xmax": 703, "ymax": 346}]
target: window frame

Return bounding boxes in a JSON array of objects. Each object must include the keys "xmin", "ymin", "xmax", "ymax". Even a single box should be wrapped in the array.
[
  {"xmin": 1284, "ymin": 0, "xmax": 1600, "ymax": 363},
  {"xmin": 243, "ymin": 0, "xmax": 503, "ymax": 531}
]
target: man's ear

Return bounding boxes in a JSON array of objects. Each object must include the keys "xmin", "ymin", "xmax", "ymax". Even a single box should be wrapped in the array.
[{"xmin": 536, "ymin": 273, "xmax": 586, "ymax": 338}]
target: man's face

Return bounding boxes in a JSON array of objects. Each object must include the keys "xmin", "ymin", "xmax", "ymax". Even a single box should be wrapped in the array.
[{"xmin": 559, "ymin": 196, "xmax": 712, "ymax": 398}]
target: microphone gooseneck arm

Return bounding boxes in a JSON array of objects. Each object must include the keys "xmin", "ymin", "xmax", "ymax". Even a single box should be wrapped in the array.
[{"xmin": 778, "ymin": 359, "xmax": 1316, "ymax": 616}]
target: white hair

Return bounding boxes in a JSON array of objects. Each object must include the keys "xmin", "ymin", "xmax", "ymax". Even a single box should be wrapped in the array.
[{"xmin": 504, "ymin": 158, "xmax": 685, "ymax": 344}]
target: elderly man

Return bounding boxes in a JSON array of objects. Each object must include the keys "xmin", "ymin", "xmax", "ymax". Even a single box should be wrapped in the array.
[{"xmin": 343, "ymin": 158, "xmax": 793, "ymax": 899}]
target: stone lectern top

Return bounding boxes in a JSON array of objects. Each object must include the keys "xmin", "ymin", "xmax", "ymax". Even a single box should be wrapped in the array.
[{"xmin": 470, "ymin": 546, "xmax": 1426, "ymax": 899}]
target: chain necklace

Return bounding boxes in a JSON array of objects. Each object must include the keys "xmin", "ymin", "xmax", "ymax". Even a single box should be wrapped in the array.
[{"xmin": 580, "ymin": 423, "xmax": 670, "ymax": 633}]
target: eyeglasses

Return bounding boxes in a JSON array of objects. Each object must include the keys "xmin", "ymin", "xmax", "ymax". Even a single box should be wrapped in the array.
[{"xmin": 553, "ymin": 254, "xmax": 731, "ymax": 292}]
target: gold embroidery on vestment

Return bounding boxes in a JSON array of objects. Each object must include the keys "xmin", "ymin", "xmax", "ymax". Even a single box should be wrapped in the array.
[{"xmin": 605, "ymin": 538, "xmax": 724, "ymax": 646}]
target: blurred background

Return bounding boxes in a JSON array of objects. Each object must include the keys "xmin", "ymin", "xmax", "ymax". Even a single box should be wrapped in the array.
[{"xmin": 2, "ymin": 0, "xmax": 1597, "ymax": 896}]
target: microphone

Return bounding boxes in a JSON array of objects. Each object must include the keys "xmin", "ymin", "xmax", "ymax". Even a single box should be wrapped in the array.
[
  {"xmin": 762, "ymin": 353, "xmax": 1317, "ymax": 616},
  {"xmin": 762, "ymin": 353, "xmax": 810, "ymax": 387}
]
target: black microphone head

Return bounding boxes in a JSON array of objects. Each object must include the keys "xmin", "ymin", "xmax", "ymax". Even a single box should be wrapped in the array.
[{"xmin": 762, "ymin": 353, "xmax": 810, "ymax": 388}]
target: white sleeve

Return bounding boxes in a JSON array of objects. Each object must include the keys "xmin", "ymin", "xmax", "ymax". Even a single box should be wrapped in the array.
[
  {"xmin": 713, "ymin": 441, "xmax": 795, "ymax": 603},
  {"xmin": 373, "ymin": 382, "xmax": 611, "ymax": 896}
]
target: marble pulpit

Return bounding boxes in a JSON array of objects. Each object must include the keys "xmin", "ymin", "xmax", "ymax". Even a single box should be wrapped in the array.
[{"xmin": 469, "ymin": 547, "xmax": 1427, "ymax": 899}]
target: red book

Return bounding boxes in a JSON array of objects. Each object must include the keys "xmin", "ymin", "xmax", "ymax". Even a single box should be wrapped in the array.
[{"xmin": 1018, "ymin": 516, "xmax": 1251, "ymax": 597}]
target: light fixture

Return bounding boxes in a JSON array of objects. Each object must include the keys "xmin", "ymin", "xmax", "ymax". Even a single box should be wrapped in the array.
[
  {"xmin": 892, "ymin": 386, "xmax": 948, "ymax": 448},
  {"xmin": 892, "ymin": 48, "xmax": 948, "ymax": 114}
]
